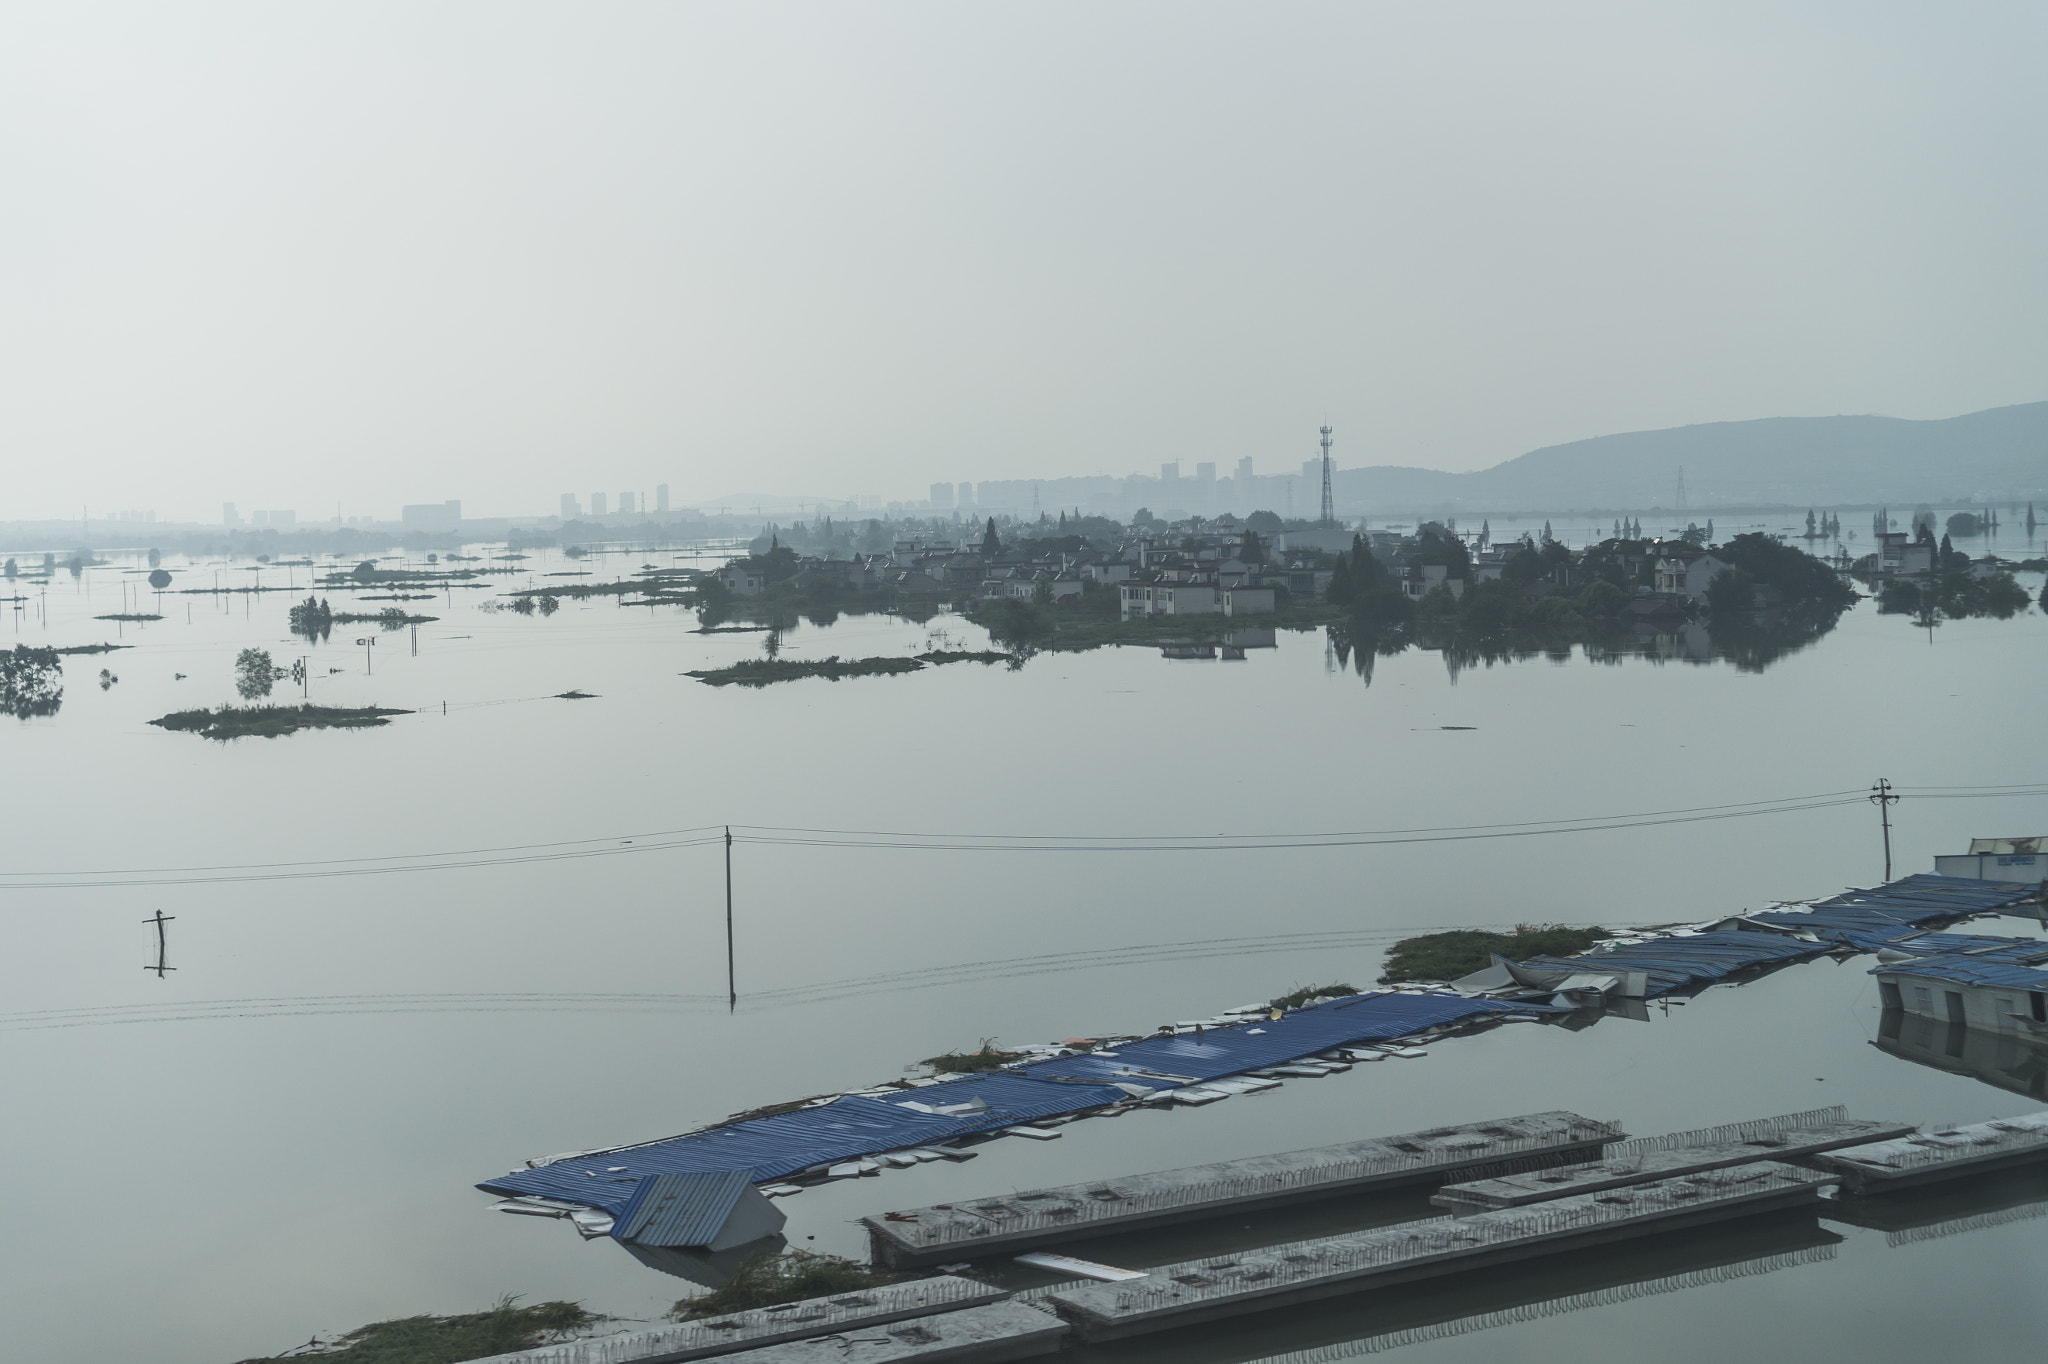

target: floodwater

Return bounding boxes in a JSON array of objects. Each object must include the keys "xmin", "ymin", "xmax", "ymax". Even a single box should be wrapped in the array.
[{"xmin": 1, "ymin": 536, "xmax": 2045, "ymax": 1363}]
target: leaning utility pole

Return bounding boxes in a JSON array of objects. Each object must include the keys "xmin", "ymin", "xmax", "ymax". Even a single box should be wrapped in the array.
[
  {"xmin": 143, "ymin": 910, "xmax": 175, "ymax": 979},
  {"xmin": 1319, "ymin": 425, "xmax": 1334, "ymax": 525},
  {"xmin": 1870, "ymin": 779, "xmax": 1900, "ymax": 882},
  {"xmin": 724, "ymin": 826, "xmax": 736, "ymax": 1012}
]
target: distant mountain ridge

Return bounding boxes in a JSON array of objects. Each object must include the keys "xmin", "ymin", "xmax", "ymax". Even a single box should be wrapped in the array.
[{"xmin": 1335, "ymin": 401, "xmax": 2048, "ymax": 512}]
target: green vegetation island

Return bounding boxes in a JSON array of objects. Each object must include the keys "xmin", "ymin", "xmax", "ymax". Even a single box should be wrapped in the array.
[{"xmin": 149, "ymin": 703, "xmax": 413, "ymax": 741}]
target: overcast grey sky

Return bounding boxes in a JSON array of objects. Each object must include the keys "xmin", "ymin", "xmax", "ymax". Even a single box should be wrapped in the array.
[{"xmin": 3, "ymin": 2, "xmax": 2043, "ymax": 521}]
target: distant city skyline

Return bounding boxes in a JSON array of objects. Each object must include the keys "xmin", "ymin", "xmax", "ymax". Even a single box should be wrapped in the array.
[{"xmin": 4, "ymin": 5, "xmax": 2044, "ymax": 523}]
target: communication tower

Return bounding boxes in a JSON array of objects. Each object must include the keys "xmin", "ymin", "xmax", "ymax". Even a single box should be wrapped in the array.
[{"xmin": 1319, "ymin": 426, "xmax": 1335, "ymax": 524}]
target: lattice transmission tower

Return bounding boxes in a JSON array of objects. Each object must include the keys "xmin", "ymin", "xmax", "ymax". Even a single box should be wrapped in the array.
[{"xmin": 1319, "ymin": 425, "xmax": 1334, "ymax": 524}]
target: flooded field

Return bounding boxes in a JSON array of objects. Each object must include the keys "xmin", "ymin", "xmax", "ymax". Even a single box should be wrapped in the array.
[{"xmin": 2, "ymin": 537, "xmax": 2045, "ymax": 1363}]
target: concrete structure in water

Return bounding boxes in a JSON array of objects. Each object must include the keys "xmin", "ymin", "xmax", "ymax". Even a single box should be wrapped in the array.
[
  {"xmin": 864, "ymin": 1111, "xmax": 1620, "ymax": 1269},
  {"xmin": 1043, "ymin": 1162, "xmax": 1834, "ymax": 1343},
  {"xmin": 1431, "ymin": 1106, "xmax": 1908, "ymax": 1212},
  {"xmin": 1817, "ymin": 1111, "xmax": 2048, "ymax": 1193},
  {"xmin": 466, "ymin": 1277, "xmax": 1024, "ymax": 1364}
]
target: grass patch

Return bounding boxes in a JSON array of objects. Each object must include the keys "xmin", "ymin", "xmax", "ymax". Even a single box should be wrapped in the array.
[
  {"xmin": 1268, "ymin": 983, "xmax": 1359, "ymax": 1012},
  {"xmin": 554, "ymin": 690, "xmax": 597, "ymax": 699},
  {"xmin": 926, "ymin": 1039, "xmax": 1023, "ymax": 1073},
  {"xmin": 685, "ymin": 656, "xmax": 926, "ymax": 686},
  {"xmin": 234, "ymin": 1296, "xmax": 595, "ymax": 1363},
  {"xmin": 53, "ymin": 643, "xmax": 130, "ymax": 655},
  {"xmin": 686, "ymin": 652, "xmax": 1018, "ymax": 687},
  {"xmin": 916, "ymin": 649, "xmax": 1015, "ymax": 665},
  {"xmin": 671, "ymin": 1252, "xmax": 899, "ymax": 1321},
  {"xmin": 93, "ymin": 613, "xmax": 161, "ymax": 622},
  {"xmin": 331, "ymin": 609, "xmax": 438, "ymax": 625},
  {"xmin": 1379, "ymin": 925, "xmax": 1610, "ymax": 984},
  {"xmin": 149, "ymin": 703, "xmax": 413, "ymax": 740}
]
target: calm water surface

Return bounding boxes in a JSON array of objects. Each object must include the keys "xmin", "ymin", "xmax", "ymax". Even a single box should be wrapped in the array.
[{"xmin": 1, "ymin": 542, "xmax": 2044, "ymax": 1363}]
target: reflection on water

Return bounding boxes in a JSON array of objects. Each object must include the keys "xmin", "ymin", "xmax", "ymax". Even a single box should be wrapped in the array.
[
  {"xmin": 621, "ymin": 1233, "xmax": 789, "ymax": 1289},
  {"xmin": 1330, "ymin": 605, "xmax": 1845, "ymax": 684},
  {"xmin": 1827, "ymin": 1166, "xmax": 2048, "ymax": 1247},
  {"xmin": 1070, "ymin": 1212, "xmax": 1841, "ymax": 1364},
  {"xmin": 1875, "ymin": 1009, "xmax": 2048, "ymax": 1101}
]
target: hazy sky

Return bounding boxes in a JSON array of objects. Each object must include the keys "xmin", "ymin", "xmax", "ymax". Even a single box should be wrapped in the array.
[{"xmin": 4, "ymin": 2, "xmax": 2044, "ymax": 521}]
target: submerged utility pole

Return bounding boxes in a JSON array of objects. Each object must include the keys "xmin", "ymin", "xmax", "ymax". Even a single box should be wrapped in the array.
[
  {"xmin": 143, "ymin": 910, "xmax": 175, "ymax": 979},
  {"xmin": 1870, "ymin": 779, "xmax": 1899, "ymax": 882},
  {"xmin": 724, "ymin": 826, "xmax": 736, "ymax": 1012}
]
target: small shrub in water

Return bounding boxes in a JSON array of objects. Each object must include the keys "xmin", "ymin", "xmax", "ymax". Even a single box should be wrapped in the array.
[{"xmin": 672, "ymin": 1251, "xmax": 897, "ymax": 1321}]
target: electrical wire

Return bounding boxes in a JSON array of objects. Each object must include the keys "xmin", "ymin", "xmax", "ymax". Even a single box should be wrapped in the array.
[{"xmin": 0, "ymin": 782, "xmax": 2037, "ymax": 891}]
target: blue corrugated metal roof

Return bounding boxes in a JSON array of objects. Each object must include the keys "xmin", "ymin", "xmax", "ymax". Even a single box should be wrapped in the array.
[
  {"xmin": 612, "ymin": 1169, "xmax": 752, "ymax": 1247},
  {"xmin": 1511, "ymin": 931, "xmax": 1825, "ymax": 998},
  {"xmin": 1749, "ymin": 874, "xmax": 2037, "ymax": 943},
  {"xmin": 480, "ymin": 1076, "xmax": 1135, "ymax": 1211},
  {"xmin": 1020, "ymin": 992, "xmax": 1531, "ymax": 1086},
  {"xmin": 1842, "ymin": 931, "xmax": 2048, "ymax": 961},
  {"xmin": 477, "ymin": 993, "xmax": 1532, "ymax": 1211},
  {"xmin": 1871, "ymin": 955, "xmax": 2048, "ymax": 991}
]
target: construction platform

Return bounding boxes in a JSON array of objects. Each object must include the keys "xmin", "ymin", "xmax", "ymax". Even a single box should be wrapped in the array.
[
  {"xmin": 1431, "ymin": 1106, "xmax": 1908, "ymax": 1211},
  {"xmin": 468, "ymin": 1277, "xmax": 1010, "ymax": 1364},
  {"xmin": 864, "ymin": 1110, "xmax": 1621, "ymax": 1269},
  {"xmin": 1042, "ymin": 1161, "xmax": 1833, "ymax": 1342},
  {"xmin": 1816, "ymin": 1111, "xmax": 2048, "ymax": 1193}
]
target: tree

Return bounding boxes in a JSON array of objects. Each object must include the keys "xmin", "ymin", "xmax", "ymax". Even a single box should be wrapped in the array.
[
  {"xmin": 1705, "ymin": 519, "xmax": 1714, "ymax": 541},
  {"xmin": 1131, "ymin": 507, "xmax": 1157, "ymax": 527},
  {"xmin": 147, "ymin": 548, "xmax": 162, "ymax": 568},
  {"xmin": 352, "ymin": 560, "xmax": 378, "ymax": 583},
  {"xmin": 981, "ymin": 518, "xmax": 1001, "ymax": 557},
  {"xmin": 0, "ymin": 645, "xmax": 64, "ymax": 720},
  {"xmin": 1479, "ymin": 519, "xmax": 1490, "ymax": 548},
  {"xmin": 235, "ymin": 649, "xmax": 280, "ymax": 700},
  {"xmin": 1805, "ymin": 509, "xmax": 1816, "ymax": 538},
  {"xmin": 148, "ymin": 569, "xmax": 171, "ymax": 591},
  {"xmin": 1541, "ymin": 520, "xmax": 1553, "ymax": 544},
  {"xmin": 1243, "ymin": 510, "xmax": 1284, "ymax": 534},
  {"xmin": 3, "ymin": 559, "xmax": 14, "ymax": 579},
  {"xmin": 1704, "ymin": 567, "xmax": 1755, "ymax": 615}
]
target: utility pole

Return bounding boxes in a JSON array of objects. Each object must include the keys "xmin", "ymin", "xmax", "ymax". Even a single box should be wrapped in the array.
[
  {"xmin": 1870, "ymin": 779, "xmax": 1899, "ymax": 882},
  {"xmin": 143, "ymin": 910, "xmax": 175, "ymax": 978},
  {"xmin": 355, "ymin": 636, "xmax": 376, "ymax": 674},
  {"xmin": 724, "ymin": 826, "xmax": 736, "ymax": 1013}
]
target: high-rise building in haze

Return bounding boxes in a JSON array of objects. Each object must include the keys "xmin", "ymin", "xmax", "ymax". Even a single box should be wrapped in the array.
[
  {"xmin": 619, "ymin": 491, "xmax": 636, "ymax": 515},
  {"xmin": 1237, "ymin": 456, "xmax": 1255, "ymax": 481},
  {"xmin": 655, "ymin": 484, "xmax": 669, "ymax": 512},
  {"xmin": 222, "ymin": 502, "xmax": 239, "ymax": 526},
  {"xmin": 929, "ymin": 482, "xmax": 954, "ymax": 508},
  {"xmin": 591, "ymin": 492, "xmax": 607, "ymax": 516},
  {"xmin": 957, "ymin": 482, "xmax": 974, "ymax": 507},
  {"xmin": 1160, "ymin": 461, "xmax": 1180, "ymax": 481},
  {"xmin": 560, "ymin": 493, "xmax": 581, "ymax": 519}
]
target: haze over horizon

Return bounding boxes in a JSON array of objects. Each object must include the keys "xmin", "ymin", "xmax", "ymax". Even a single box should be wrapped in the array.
[{"xmin": 5, "ymin": 3, "xmax": 2045, "ymax": 521}]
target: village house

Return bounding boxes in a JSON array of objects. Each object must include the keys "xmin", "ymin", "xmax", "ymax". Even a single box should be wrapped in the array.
[{"xmin": 1651, "ymin": 550, "xmax": 1732, "ymax": 603}]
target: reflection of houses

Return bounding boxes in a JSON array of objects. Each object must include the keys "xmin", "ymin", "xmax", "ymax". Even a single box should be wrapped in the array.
[
  {"xmin": 1876, "ymin": 1012, "xmax": 2048, "ymax": 1102},
  {"xmin": 1935, "ymin": 838, "xmax": 2048, "ymax": 888}
]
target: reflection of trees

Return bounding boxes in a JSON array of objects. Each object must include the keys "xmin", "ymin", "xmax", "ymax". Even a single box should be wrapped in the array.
[
  {"xmin": 1328, "ymin": 607, "xmax": 1844, "ymax": 683},
  {"xmin": 1702, "ymin": 607, "xmax": 1844, "ymax": 671},
  {"xmin": 1, "ymin": 645, "xmax": 63, "ymax": 719}
]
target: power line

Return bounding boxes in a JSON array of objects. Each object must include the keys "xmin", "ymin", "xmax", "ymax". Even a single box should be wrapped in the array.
[{"xmin": 0, "ymin": 783, "xmax": 2038, "ymax": 892}]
